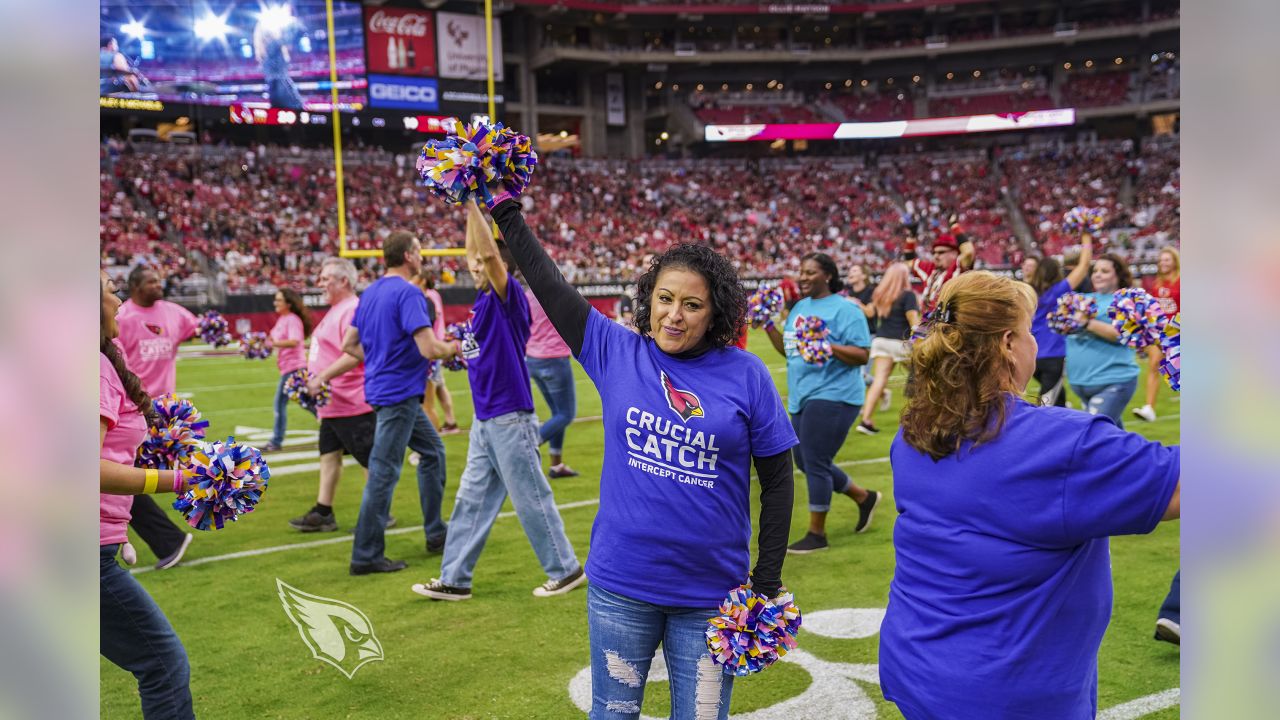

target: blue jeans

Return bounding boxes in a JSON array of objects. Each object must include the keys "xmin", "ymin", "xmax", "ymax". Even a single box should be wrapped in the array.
[
  {"xmin": 271, "ymin": 369, "xmax": 316, "ymax": 446},
  {"xmin": 351, "ymin": 396, "xmax": 447, "ymax": 565},
  {"xmin": 526, "ymin": 356, "xmax": 577, "ymax": 455},
  {"xmin": 439, "ymin": 411, "xmax": 579, "ymax": 587},
  {"xmin": 1158, "ymin": 570, "xmax": 1180, "ymax": 624},
  {"xmin": 1071, "ymin": 378, "xmax": 1138, "ymax": 429},
  {"xmin": 100, "ymin": 544, "xmax": 194, "ymax": 719},
  {"xmin": 791, "ymin": 399, "xmax": 861, "ymax": 512},
  {"xmin": 586, "ymin": 584, "xmax": 734, "ymax": 720}
]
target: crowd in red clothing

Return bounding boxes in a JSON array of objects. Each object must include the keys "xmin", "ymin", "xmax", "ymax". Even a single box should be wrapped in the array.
[{"xmin": 100, "ymin": 136, "xmax": 1178, "ymax": 295}]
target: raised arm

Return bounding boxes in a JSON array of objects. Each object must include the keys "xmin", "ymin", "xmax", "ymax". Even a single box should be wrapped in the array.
[
  {"xmin": 466, "ymin": 201, "xmax": 509, "ymax": 302},
  {"xmin": 955, "ymin": 229, "xmax": 976, "ymax": 271},
  {"xmin": 490, "ymin": 197, "xmax": 591, "ymax": 355},
  {"xmin": 1065, "ymin": 234, "xmax": 1095, "ymax": 290}
]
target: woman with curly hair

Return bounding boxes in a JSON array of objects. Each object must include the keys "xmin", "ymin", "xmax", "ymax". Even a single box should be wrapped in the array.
[
  {"xmin": 762, "ymin": 252, "xmax": 880, "ymax": 554},
  {"xmin": 878, "ymin": 271, "xmax": 1179, "ymax": 719},
  {"xmin": 99, "ymin": 271, "xmax": 195, "ymax": 719},
  {"xmin": 265, "ymin": 287, "xmax": 314, "ymax": 451},
  {"xmin": 488, "ymin": 191, "xmax": 798, "ymax": 720},
  {"xmin": 1133, "ymin": 246, "xmax": 1181, "ymax": 423}
]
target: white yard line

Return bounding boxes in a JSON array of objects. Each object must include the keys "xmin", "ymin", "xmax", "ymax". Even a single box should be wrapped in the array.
[
  {"xmin": 130, "ymin": 497, "xmax": 600, "ymax": 575},
  {"xmin": 1097, "ymin": 689, "xmax": 1180, "ymax": 720}
]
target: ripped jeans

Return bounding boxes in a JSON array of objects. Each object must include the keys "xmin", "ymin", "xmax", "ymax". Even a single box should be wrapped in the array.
[
  {"xmin": 587, "ymin": 584, "xmax": 734, "ymax": 720},
  {"xmin": 1071, "ymin": 378, "xmax": 1138, "ymax": 429}
]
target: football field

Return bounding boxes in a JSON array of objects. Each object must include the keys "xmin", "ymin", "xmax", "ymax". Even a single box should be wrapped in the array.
[{"xmin": 101, "ymin": 334, "xmax": 1180, "ymax": 719}]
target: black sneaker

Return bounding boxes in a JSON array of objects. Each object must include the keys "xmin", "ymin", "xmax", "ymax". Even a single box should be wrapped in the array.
[
  {"xmin": 349, "ymin": 558, "xmax": 408, "ymax": 576},
  {"xmin": 412, "ymin": 578, "xmax": 472, "ymax": 601},
  {"xmin": 154, "ymin": 533, "xmax": 194, "ymax": 570},
  {"xmin": 855, "ymin": 421, "xmax": 880, "ymax": 436},
  {"xmin": 786, "ymin": 532, "xmax": 829, "ymax": 554},
  {"xmin": 290, "ymin": 510, "xmax": 338, "ymax": 533},
  {"xmin": 855, "ymin": 491, "xmax": 882, "ymax": 534},
  {"xmin": 549, "ymin": 464, "xmax": 580, "ymax": 479},
  {"xmin": 426, "ymin": 531, "xmax": 447, "ymax": 554},
  {"xmin": 533, "ymin": 566, "xmax": 587, "ymax": 597}
]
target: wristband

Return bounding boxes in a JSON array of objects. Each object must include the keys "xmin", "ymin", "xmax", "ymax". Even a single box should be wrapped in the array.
[
  {"xmin": 172, "ymin": 467, "xmax": 186, "ymax": 494},
  {"xmin": 486, "ymin": 189, "xmax": 516, "ymax": 210},
  {"xmin": 143, "ymin": 468, "xmax": 159, "ymax": 494}
]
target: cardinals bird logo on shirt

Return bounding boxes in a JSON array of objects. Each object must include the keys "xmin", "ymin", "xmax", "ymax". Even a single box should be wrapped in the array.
[
  {"xmin": 145, "ymin": 323, "xmax": 164, "ymax": 335},
  {"xmin": 661, "ymin": 371, "xmax": 704, "ymax": 422},
  {"xmin": 277, "ymin": 579, "xmax": 384, "ymax": 679}
]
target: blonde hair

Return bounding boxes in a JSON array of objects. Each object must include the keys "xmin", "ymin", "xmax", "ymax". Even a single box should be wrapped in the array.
[
  {"xmin": 870, "ymin": 263, "xmax": 911, "ymax": 318},
  {"xmin": 1157, "ymin": 246, "xmax": 1181, "ymax": 282},
  {"xmin": 901, "ymin": 271, "xmax": 1036, "ymax": 461}
]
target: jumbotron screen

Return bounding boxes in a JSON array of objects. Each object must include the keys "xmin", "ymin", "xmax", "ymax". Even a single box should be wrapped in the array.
[{"xmin": 99, "ymin": 1, "xmax": 367, "ymax": 112}]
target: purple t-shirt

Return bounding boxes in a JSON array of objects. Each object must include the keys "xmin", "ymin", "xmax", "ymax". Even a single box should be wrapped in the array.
[
  {"xmin": 462, "ymin": 274, "xmax": 534, "ymax": 421},
  {"xmin": 351, "ymin": 275, "xmax": 433, "ymax": 406},
  {"xmin": 880, "ymin": 400, "xmax": 1179, "ymax": 718},
  {"xmin": 1033, "ymin": 279, "xmax": 1072, "ymax": 358}
]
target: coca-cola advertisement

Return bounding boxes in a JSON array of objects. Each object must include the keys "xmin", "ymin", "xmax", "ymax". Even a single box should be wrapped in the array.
[{"xmin": 364, "ymin": 6, "xmax": 437, "ymax": 77}]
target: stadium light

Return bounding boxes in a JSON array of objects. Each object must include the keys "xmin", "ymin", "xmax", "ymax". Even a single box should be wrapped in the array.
[
  {"xmin": 559, "ymin": 130, "xmax": 568, "ymax": 138},
  {"xmin": 912, "ymin": 75, "xmax": 921, "ymax": 83},
  {"xmin": 672, "ymin": 83, "xmax": 679, "ymax": 91},
  {"xmin": 194, "ymin": 12, "xmax": 232, "ymax": 42},
  {"xmin": 696, "ymin": 83, "xmax": 704, "ymax": 91},
  {"xmin": 946, "ymin": 72, "xmax": 954, "ymax": 80},
  {"xmin": 844, "ymin": 79, "xmax": 852, "ymax": 87},
  {"xmin": 824, "ymin": 82, "xmax": 832, "ymax": 90},
  {"xmin": 121, "ymin": 19, "xmax": 148, "ymax": 38},
  {"xmin": 660, "ymin": 131, "xmax": 669, "ymax": 140},
  {"xmin": 1085, "ymin": 60, "xmax": 1094, "ymax": 68},
  {"xmin": 256, "ymin": 4, "xmax": 296, "ymax": 34}
]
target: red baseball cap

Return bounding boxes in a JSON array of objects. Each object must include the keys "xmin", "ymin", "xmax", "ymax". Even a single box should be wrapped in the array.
[{"xmin": 933, "ymin": 234, "xmax": 959, "ymax": 252}]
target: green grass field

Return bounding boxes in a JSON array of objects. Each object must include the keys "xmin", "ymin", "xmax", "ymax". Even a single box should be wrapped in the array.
[{"xmin": 102, "ymin": 334, "xmax": 1180, "ymax": 719}]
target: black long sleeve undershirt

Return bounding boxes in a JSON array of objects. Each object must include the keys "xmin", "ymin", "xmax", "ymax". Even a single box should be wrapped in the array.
[{"xmin": 491, "ymin": 198, "xmax": 794, "ymax": 598}]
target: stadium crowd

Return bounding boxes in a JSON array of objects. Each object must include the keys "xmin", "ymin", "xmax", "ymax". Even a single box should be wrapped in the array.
[{"xmin": 101, "ymin": 135, "xmax": 1178, "ymax": 296}]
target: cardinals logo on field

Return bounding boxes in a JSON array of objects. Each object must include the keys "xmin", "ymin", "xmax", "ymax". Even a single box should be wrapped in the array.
[
  {"xmin": 145, "ymin": 323, "xmax": 164, "ymax": 335},
  {"xmin": 277, "ymin": 579, "xmax": 384, "ymax": 679},
  {"xmin": 661, "ymin": 371, "xmax": 704, "ymax": 422}
]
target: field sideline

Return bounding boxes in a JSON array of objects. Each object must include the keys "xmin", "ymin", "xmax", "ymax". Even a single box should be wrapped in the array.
[{"xmin": 102, "ymin": 333, "xmax": 1180, "ymax": 719}]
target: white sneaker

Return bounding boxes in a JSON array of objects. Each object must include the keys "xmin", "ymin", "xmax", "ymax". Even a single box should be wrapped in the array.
[
  {"xmin": 1154, "ymin": 618, "xmax": 1180, "ymax": 645},
  {"xmin": 1132, "ymin": 405, "xmax": 1157, "ymax": 422},
  {"xmin": 879, "ymin": 388, "xmax": 893, "ymax": 412}
]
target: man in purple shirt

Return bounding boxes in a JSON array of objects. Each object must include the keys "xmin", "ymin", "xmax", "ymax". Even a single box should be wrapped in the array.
[{"xmin": 412, "ymin": 202, "xmax": 584, "ymax": 601}]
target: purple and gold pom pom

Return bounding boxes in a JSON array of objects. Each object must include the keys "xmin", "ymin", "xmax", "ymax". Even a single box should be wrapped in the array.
[
  {"xmin": 283, "ymin": 369, "xmax": 331, "ymax": 413},
  {"xmin": 1159, "ymin": 313, "xmax": 1180, "ymax": 391},
  {"xmin": 441, "ymin": 322, "xmax": 471, "ymax": 371},
  {"xmin": 416, "ymin": 121, "xmax": 539, "ymax": 206},
  {"xmin": 1107, "ymin": 288, "xmax": 1169, "ymax": 349},
  {"xmin": 705, "ymin": 585, "xmax": 802, "ymax": 676},
  {"xmin": 135, "ymin": 394, "xmax": 209, "ymax": 469},
  {"xmin": 239, "ymin": 331, "xmax": 272, "ymax": 360},
  {"xmin": 173, "ymin": 437, "xmax": 270, "ymax": 531},
  {"xmin": 793, "ymin": 315, "xmax": 833, "ymax": 365},
  {"xmin": 198, "ymin": 311, "xmax": 233, "ymax": 348},
  {"xmin": 1062, "ymin": 206, "xmax": 1107, "ymax": 234},
  {"xmin": 746, "ymin": 283, "xmax": 784, "ymax": 329},
  {"xmin": 1047, "ymin": 292, "xmax": 1098, "ymax": 335}
]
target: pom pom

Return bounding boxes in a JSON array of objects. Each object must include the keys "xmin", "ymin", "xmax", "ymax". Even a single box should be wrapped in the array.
[
  {"xmin": 1047, "ymin": 292, "xmax": 1098, "ymax": 335},
  {"xmin": 1062, "ymin": 206, "xmax": 1107, "ymax": 234},
  {"xmin": 441, "ymin": 322, "xmax": 471, "ymax": 371},
  {"xmin": 1159, "ymin": 313, "xmax": 1180, "ymax": 391},
  {"xmin": 705, "ymin": 585, "xmax": 803, "ymax": 676},
  {"xmin": 416, "ymin": 121, "xmax": 539, "ymax": 206},
  {"xmin": 135, "ymin": 394, "xmax": 209, "ymax": 469},
  {"xmin": 239, "ymin": 331, "xmax": 273, "ymax": 360},
  {"xmin": 1107, "ymin": 288, "xmax": 1169, "ymax": 349},
  {"xmin": 792, "ymin": 315, "xmax": 833, "ymax": 365},
  {"xmin": 283, "ymin": 369, "xmax": 331, "ymax": 413},
  {"xmin": 746, "ymin": 283, "xmax": 784, "ymax": 328},
  {"xmin": 173, "ymin": 437, "xmax": 270, "ymax": 531},
  {"xmin": 197, "ymin": 311, "xmax": 233, "ymax": 347}
]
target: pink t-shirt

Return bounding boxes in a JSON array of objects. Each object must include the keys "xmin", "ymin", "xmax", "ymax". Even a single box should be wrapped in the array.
[
  {"xmin": 115, "ymin": 299, "xmax": 199, "ymax": 396},
  {"xmin": 525, "ymin": 288, "xmax": 571, "ymax": 359},
  {"xmin": 271, "ymin": 313, "xmax": 307, "ymax": 374},
  {"xmin": 424, "ymin": 287, "xmax": 446, "ymax": 339},
  {"xmin": 100, "ymin": 352, "xmax": 144, "ymax": 546},
  {"xmin": 308, "ymin": 295, "xmax": 372, "ymax": 419}
]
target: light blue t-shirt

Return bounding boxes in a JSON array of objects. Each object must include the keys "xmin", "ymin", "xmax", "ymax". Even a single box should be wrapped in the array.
[
  {"xmin": 1065, "ymin": 292, "xmax": 1140, "ymax": 387},
  {"xmin": 784, "ymin": 294, "xmax": 872, "ymax": 413}
]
